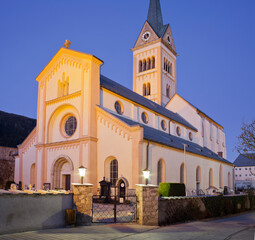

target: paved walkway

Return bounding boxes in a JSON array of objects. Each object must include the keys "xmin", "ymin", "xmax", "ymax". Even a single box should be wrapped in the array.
[{"xmin": 0, "ymin": 212, "xmax": 255, "ymax": 240}]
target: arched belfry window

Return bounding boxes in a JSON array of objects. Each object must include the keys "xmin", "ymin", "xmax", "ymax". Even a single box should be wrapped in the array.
[
  {"xmin": 110, "ymin": 159, "xmax": 118, "ymax": 186},
  {"xmin": 146, "ymin": 83, "xmax": 151, "ymax": 96},
  {"xmin": 151, "ymin": 56, "xmax": 155, "ymax": 69},
  {"xmin": 143, "ymin": 59, "xmax": 147, "ymax": 71},
  {"xmin": 143, "ymin": 83, "xmax": 146, "ymax": 96},
  {"xmin": 139, "ymin": 60, "xmax": 143, "ymax": 72},
  {"xmin": 147, "ymin": 58, "xmax": 151, "ymax": 70}
]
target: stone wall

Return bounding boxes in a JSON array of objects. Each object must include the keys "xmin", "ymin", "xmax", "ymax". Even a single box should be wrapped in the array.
[
  {"xmin": 0, "ymin": 146, "xmax": 17, "ymax": 189},
  {"xmin": 0, "ymin": 192, "xmax": 73, "ymax": 234},
  {"xmin": 136, "ymin": 184, "xmax": 158, "ymax": 225},
  {"xmin": 158, "ymin": 195, "xmax": 255, "ymax": 226},
  {"xmin": 72, "ymin": 184, "xmax": 93, "ymax": 225}
]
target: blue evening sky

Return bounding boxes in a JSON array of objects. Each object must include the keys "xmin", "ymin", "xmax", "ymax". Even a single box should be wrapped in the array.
[{"xmin": 0, "ymin": 0, "xmax": 254, "ymax": 162}]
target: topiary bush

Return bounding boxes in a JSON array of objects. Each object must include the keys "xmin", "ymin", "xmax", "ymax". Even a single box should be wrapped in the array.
[{"xmin": 159, "ymin": 183, "xmax": 186, "ymax": 197}]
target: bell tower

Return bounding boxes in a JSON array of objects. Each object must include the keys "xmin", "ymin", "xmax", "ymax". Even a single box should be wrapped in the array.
[{"xmin": 132, "ymin": 0, "xmax": 177, "ymax": 106}]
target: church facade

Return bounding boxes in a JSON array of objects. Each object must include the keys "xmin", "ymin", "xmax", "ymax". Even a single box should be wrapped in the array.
[{"xmin": 14, "ymin": 0, "xmax": 234, "ymax": 195}]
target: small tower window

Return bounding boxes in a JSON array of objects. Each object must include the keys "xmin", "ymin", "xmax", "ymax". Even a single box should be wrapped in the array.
[
  {"xmin": 189, "ymin": 132, "xmax": 193, "ymax": 141},
  {"xmin": 139, "ymin": 60, "xmax": 143, "ymax": 72},
  {"xmin": 151, "ymin": 56, "xmax": 155, "ymax": 69},
  {"xmin": 166, "ymin": 84, "xmax": 170, "ymax": 98},
  {"xmin": 146, "ymin": 83, "xmax": 151, "ymax": 96},
  {"xmin": 143, "ymin": 59, "xmax": 147, "ymax": 71},
  {"xmin": 143, "ymin": 83, "xmax": 146, "ymax": 96},
  {"xmin": 147, "ymin": 58, "xmax": 151, "ymax": 70}
]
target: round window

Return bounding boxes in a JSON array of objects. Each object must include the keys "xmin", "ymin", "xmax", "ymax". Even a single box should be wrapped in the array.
[
  {"xmin": 114, "ymin": 101, "xmax": 123, "ymax": 115},
  {"xmin": 167, "ymin": 35, "xmax": 171, "ymax": 44},
  {"xmin": 161, "ymin": 120, "xmax": 167, "ymax": 131},
  {"xmin": 141, "ymin": 112, "xmax": 149, "ymax": 124},
  {"xmin": 176, "ymin": 126, "xmax": 181, "ymax": 136},
  {"xmin": 142, "ymin": 31, "xmax": 151, "ymax": 42},
  {"xmin": 189, "ymin": 132, "xmax": 193, "ymax": 141},
  {"xmin": 64, "ymin": 116, "xmax": 77, "ymax": 137}
]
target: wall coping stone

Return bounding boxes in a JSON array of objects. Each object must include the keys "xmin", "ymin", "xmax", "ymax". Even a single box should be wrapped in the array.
[
  {"xmin": 136, "ymin": 184, "xmax": 158, "ymax": 188},
  {"xmin": 72, "ymin": 183, "xmax": 93, "ymax": 186}
]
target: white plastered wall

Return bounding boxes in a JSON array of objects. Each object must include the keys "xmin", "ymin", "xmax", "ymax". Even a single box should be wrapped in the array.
[{"xmin": 142, "ymin": 142, "xmax": 233, "ymax": 192}]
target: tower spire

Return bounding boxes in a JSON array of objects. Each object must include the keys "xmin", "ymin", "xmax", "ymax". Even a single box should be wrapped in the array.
[{"xmin": 147, "ymin": 0, "xmax": 163, "ymax": 34}]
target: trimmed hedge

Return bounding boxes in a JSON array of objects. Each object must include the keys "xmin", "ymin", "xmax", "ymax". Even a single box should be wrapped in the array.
[{"xmin": 159, "ymin": 183, "xmax": 186, "ymax": 197}]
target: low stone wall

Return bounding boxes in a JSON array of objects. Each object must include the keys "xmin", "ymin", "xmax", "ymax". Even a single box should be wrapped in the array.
[
  {"xmin": 158, "ymin": 195, "xmax": 255, "ymax": 226},
  {"xmin": 0, "ymin": 192, "xmax": 73, "ymax": 234}
]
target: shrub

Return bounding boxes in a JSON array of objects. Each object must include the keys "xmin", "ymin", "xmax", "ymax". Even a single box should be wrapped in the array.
[{"xmin": 159, "ymin": 183, "xmax": 186, "ymax": 197}]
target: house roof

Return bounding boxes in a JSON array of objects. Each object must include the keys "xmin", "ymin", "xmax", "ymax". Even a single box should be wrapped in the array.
[
  {"xmin": 234, "ymin": 154, "xmax": 255, "ymax": 167},
  {"xmin": 100, "ymin": 75, "xmax": 197, "ymax": 132},
  {"xmin": 105, "ymin": 109, "xmax": 232, "ymax": 166}
]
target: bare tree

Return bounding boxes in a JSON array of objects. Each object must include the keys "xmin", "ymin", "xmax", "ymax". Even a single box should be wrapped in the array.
[{"xmin": 235, "ymin": 120, "xmax": 255, "ymax": 160}]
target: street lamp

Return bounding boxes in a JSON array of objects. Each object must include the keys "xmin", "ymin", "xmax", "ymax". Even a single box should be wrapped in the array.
[
  {"xmin": 143, "ymin": 167, "xmax": 150, "ymax": 185},
  {"xmin": 78, "ymin": 165, "xmax": 87, "ymax": 184}
]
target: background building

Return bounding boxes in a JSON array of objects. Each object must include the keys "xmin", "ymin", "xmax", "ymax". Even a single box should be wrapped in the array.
[{"xmin": 234, "ymin": 153, "xmax": 255, "ymax": 190}]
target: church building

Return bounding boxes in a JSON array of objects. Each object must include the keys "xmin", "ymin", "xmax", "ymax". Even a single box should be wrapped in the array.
[{"xmin": 14, "ymin": 0, "xmax": 234, "ymax": 195}]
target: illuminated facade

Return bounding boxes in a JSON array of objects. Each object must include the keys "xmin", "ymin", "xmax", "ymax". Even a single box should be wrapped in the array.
[{"xmin": 14, "ymin": 0, "xmax": 234, "ymax": 194}]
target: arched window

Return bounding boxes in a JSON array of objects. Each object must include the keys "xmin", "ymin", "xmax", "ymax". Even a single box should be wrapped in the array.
[
  {"xmin": 147, "ymin": 58, "xmax": 151, "ymax": 70},
  {"xmin": 143, "ymin": 59, "xmax": 146, "ymax": 71},
  {"xmin": 168, "ymin": 63, "xmax": 171, "ymax": 74},
  {"xmin": 157, "ymin": 159, "xmax": 165, "ymax": 185},
  {"xmin": 30, "ymin": 163, "xmax": 36, "ymax": 186},
  {"xmin": 110, "ymin": 159, "xmax": 118, "ymax": 186},
  {"xmin": 180, "ymin": 163, "xmax": 185, "ymax": 184},
  {"xmin": 157, "ymin": 160, "xmax": 162, "ymax": 185},
  {"xmin": 146, "ymin": 82, "xmax": 151, "ymax": 96},
  {"xmin": 219, "ymin": 165, "xmax": 223, "ymax": 188},
  {"xmin": 164, "ymin": 58, "xmax": 166, "ymax": 71},
  {"xmin": 169, "ymin": 63, "xmax": 172, "ymax": 75},
  {"xmin": 209, "ymin": 168, "xmax": 213, "ymax": 187},
  {"xmin": 151, "ymin": 56, "xmax": 155, "ymax": 69},
  {"xmin": 228, "ymin": 172, "xmax": 231, "ymax": 188},
  {"xmin": 166, "ymin": 84, "xmax": 170, "ymax": 98},
  {"xmin": 196, "ymin": 166, "xmax": 201, "ymax": 193},
  {"xmin": 139, "ymin": 60, "xmax": 143, "ymax": 72},
  {"xmin": 143, "ymin": 83, "xmax": 146, "ymax": 96},
  {"xmin": 201, "ymin": 121, "xmax": 204, "ymax": 138}
]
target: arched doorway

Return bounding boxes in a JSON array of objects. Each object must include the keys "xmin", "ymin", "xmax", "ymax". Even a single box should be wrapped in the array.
[{"xmin": 52, "ymin": 156, "xmax": 73, "ymax": 190}]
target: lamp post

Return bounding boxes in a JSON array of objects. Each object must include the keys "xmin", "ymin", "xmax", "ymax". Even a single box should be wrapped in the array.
[
  {"xmin": 78, "ymin": 165, "xmax": 87, "ymax": 184},
  {"xmin": 143, "ymin": 168, "xmax": 150, "ymax": 185}
]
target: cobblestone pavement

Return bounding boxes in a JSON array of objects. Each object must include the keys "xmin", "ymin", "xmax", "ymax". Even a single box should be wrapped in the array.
[{"xmin": 0, "ymin": 212, "xmax": 255, "ymax": 240}]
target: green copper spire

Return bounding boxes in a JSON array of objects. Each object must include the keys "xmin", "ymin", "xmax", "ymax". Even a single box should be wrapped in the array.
[{"xmin": 147, "ymin": 0, "xmax": 163, "ymax": 34}]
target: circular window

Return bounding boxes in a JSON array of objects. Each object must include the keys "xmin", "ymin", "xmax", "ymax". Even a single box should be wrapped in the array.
[
  {"xmin": 161, "ymin": 120, "xmax": 167, "ymax": 131},
  {"xmin": 114, "ymin": 101, "xmax": 123, "ymax": 115},
  {"xmin": 141, "ymin": 112, "xmax": 149, "ymax": 124},
  {"xmin": 189, "ymin": 132, "xmax": 193, "ymax": 141},
  {"xmin": 64, "ymin": 116, "xmax": 77, "ymax": 137},
  {"xmin": 176, "ymin": 126, "xmax": 181, "ymax": 136},
  {"xmin": 142, "ymin": 31, "xmax": 151, "ymax": 42}
]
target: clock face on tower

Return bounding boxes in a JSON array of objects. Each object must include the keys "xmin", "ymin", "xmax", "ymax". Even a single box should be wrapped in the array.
[
  {"xmin": 167, "ymin": 35, "xmax": 171, "ymax": 45},
  {"xmin": 142, "ymin": 31, "xmax": 151, "ymax": 42}
]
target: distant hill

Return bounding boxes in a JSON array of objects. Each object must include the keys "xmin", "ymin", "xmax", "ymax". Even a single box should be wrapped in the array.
[{"xmin": 0, "ymin": 111, "xmax": 36, "ymax": 148}]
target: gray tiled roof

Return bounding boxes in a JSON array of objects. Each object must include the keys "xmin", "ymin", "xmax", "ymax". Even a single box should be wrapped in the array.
[
  {"xmin": 234, "ymin": 154, "xmax": 255, "ymax": 167},
  {"xmin": 104, "ymin": 109, "xmax": 232, "ymax": 165},
  {"xmin": 100, "ymin": 75, "xmax": 197, "ymax": 131},
  {"xmin": 147, "ymin": 0, "xmax": 163, "ymax": 36}
]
